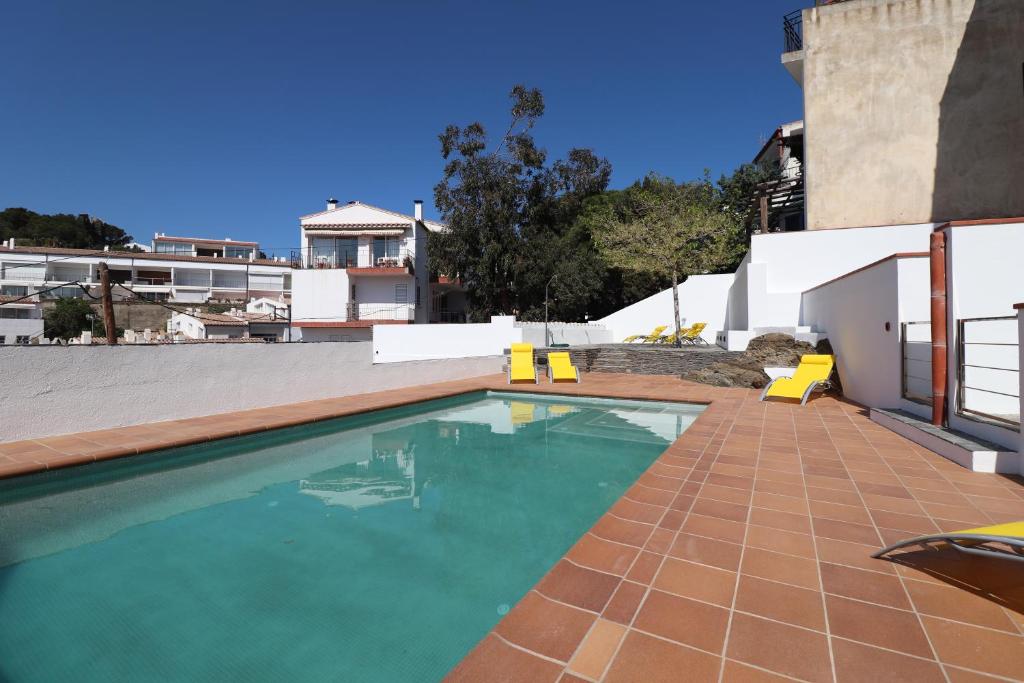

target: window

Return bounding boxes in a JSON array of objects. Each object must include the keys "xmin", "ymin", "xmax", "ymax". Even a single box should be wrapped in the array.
[
  {"xmin": 15, "ymin": 335, "xmax": 30, "ymax": 345},
  {"xmin": 394, "ymin": 284, "xmax": 408, "ymax": 304},
  {"xmin": 224, "ymin": 246, "xmax": 252, "ymax": 259},
  {"xmin": 1, "ymin": 285, "xmax": 28, "ymax": 296},
  {"xmin": 0, "ymin": 308, "xmax": 30, "ymax": 319},
  {"xmin": 373, "ymin": 237, "xmax": 400, "ymax": 264},
  {"xmin": 0, "ymin": 336, "xmax": 5, "ymax": 344},
  {"xmin": 154, "ymin": 242, "xmax": 193, "ymax": 255}
]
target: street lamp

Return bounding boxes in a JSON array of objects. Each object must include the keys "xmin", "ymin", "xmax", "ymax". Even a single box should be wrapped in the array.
[
  {"xmin": 86, "ymin": 313, "xmax": 96, "ymax": 337},
  {"xmin": 544, "ymin": 273, "xmax": 557, "ymax": 347}
]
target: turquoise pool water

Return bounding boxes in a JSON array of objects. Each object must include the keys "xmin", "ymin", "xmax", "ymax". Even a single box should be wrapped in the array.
[{"xmin": 0, "ymin": 391, "xmax": 703, "ymax": 682}]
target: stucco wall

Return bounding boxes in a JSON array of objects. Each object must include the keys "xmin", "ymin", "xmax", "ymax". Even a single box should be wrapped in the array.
[
  {"xmin": 0, "ymin": 343, "xmax": 502, "ymax": 442},
  {"xmin": 373, "ymin": 316, "xmax": 523, "ymax": 363},
  {"xmin": 803, "ymin": 0, "xmax": 1024, "ymax": 229},
  {"xmin": 518, "ymin": 323, "xmax": 613, "ymax": 347}
]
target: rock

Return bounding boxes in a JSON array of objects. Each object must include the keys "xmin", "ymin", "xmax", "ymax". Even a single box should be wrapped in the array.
[
  {"xmin": 744, "ymin": 333, "xmax": 817, "ymax": 367},
  {"xmin": 682, "ymin": 356, "xmax": 771, "ymax": 388}
]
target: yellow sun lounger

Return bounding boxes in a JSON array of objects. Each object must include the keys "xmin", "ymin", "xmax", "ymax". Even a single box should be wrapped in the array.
[
  {"xmin": 873, "ymin": 521, "xmax": 1024, "ymax": 563},
  {"xmin": 508, "ymin": 343, "xmax": 539, "ymax": 384},
  {"xmin": 623, "ymin": 325, "xmax": 667, "ymax": 344},
  {"xmin": 760, "ymin": 354, "xmax": 834, "ymax": 405},
  {"xmin": 658, "ymin": 322, "xmax": 707, "ymax": 346},
  {"xmin": 547, "ymin": 351, "xmax": 580, "ymax": 383}
]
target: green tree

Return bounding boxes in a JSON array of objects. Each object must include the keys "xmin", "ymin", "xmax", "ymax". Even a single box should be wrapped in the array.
[
  {"xmin": 0, "ymin": 208, "xmax": 132, "ymax": 249},
  {"xmin": 43, "ymin": 298, "xmax": 117, "ymax": 341},
  {"xmin": 430, "ymin": 85, "xmax": 611, "ymax": 321},
  {"xmin": 592, "ymin": 174, "xmax": 739, "ymax": 346}
]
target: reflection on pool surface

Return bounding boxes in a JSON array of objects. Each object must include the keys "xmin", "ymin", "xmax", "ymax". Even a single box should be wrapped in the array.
[{"xmin": 0, "ymin": 391, "xmax": 703, "ymax": 682}]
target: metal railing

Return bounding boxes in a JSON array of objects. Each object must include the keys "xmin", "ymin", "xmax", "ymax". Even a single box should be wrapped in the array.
[
  {"xmin": 345, "ymin": 303, "xmax": 414, "ymax": 322},
  {"xmin": 901, "ymin": 321, "xmax": 933, "ymax": 405},
  {"xmin": 956, "ymin": 316, "xmax": 1020, "ymax": 429},
  {"xmin": 290, "ymin": 246, "xmax": 413, "ymax": 271},
  {"xmin": 783, "ymin": 9, "xmax": 803, "ymax": 52}
]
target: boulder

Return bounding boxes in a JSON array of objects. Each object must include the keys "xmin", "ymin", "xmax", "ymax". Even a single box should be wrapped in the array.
[
  {"xmin": 682, "ymin": 357, "xmax": 771, "ymax": 389},
  {"xmin": 744, "ymin": 333, "xmax": 817, "ymax": 367}
]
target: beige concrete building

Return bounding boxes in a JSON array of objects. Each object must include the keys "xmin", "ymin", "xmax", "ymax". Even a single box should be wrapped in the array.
[{"xmin": 784, "ymin": 0, "xmax": 1024, "ymax": 229}]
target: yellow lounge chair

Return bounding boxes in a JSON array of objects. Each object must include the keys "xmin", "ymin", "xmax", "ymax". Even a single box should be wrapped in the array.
[
  {"xmin": 547, "ymin": 351, "xmax": 580, "ymax": 383},
  {"xmin": 679, "ymin": 322, "xmax": 708, "ymax": 345},
  {"xmin": 656, "ymin": 324, "xmax": 692, "ymax": 346},
  {"xmin": 760, "ymin": 354, "xmax": 834, "ymax": 405},
  {"xmin": 873, "ymin": 521, "xmax": 1024, "ymax": 563},
  {"xmin": 508, "ymin": 343, "xmax": 539, "ymax": 384},
  {"xmin": 623, "ymin": 325, "xmax": 667, "ymax": 344}
]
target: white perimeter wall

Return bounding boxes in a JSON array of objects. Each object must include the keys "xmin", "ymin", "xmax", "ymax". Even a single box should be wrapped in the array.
[
  {"xmin": 292, "ymin": 269, "xmax": 349, "ymax": 321},
  {"xmin": 0, "ymin": 342, "xmax": 502, "ymax": 443},
  {"xmin": 518, "ymin": 323, "xmax": 613, "ymax": 347},
  {"xmin": 373, "ymin": 315, "xmax": 522, "ymax": 363},
  {"xmin": 596, "ymin": 273, "xmax": 734, "ymax": 343}
]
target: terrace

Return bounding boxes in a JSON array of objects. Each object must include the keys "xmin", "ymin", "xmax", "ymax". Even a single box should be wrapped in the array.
[{"xmin": 1, "ymin": 372, "xmax": 1021, "ymax": 681}]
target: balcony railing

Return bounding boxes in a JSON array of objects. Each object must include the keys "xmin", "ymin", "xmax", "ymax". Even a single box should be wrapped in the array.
[
  {"xmin": 290, "ymin": 247, "xmax": 413, "ymax": 271},
  {"xmin": 901, "ymin": 321, "xmax": 932, "ymax": 405},
  {"xmin": 345, "ymin": 303, "xmax": 414, "ymax": 322},
  {"xmin": 783, "ymin": 9, "xmax": 803, "ymax": 52},
  {"xmin": 956, "ymin": 316, "xmax": 1020, "ymax": 429}
]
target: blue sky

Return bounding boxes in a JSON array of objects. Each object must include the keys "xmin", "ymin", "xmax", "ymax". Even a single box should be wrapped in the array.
[{"xmin": 1, "ymin": 0, "xmax": 803, "ymax": 256}]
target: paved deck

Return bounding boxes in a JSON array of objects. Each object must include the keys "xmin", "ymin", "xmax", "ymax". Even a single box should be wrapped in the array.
[{"xmin": 2, "ymin": 374, "xmax": 1023, "ymax": 682}]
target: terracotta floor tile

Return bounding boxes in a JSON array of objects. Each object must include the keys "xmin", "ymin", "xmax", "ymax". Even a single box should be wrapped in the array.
[
  {"xmin": 725, "ymin": 613, "xmax": 832, "ymax": 683},
  {"xmin": 857, "ymin": 481, "xmax": 914, "ymax": 500},
  {"xmin": 869, "ymin": 509, "xmax": 941, "ymax": 535},
  {"xmin": 831, "ymin": 637, "xmax": 944, "ymax": 683},
  {"xmin": 494, "ymin": 591, "xmax": 596, "ymax": 662},
  {"xmin": 820, "ymin": 562, "xmax": 912, "ymax": 609},
  {"xmin": 753, "ymin": 478, "xmax": 800, "ymax": 497},
  {"xmin": 735, "ymin": 574, "xmax": 826, "ymax": 631},
  {"xmin": 700, "ymin": 483, "xmax": 753, "ymax": 505},
  {"xmin": 624, "ymin": 484, "xmax": 676, "ymax": 508},
  {"xmin": 745, "ymin": 525, "xmax": 817, "ymax": 559},
  {"xmin": 669, "ymin": 533, "xmax": 742, "ymax": 572},
  {"xmin": 825, "ymin": 594, "xmax": 933, "ymax": 658},
  {"xmin": 921, "ymin": 615, "xmax": 1024, "ymax": 679},
  {"xmin": 609, "ymin": 497, "xmax": 666, "ymax": 525},
  {"xmin": 567, "ymin": 618, "xmax": 626, "ymax": 680},
  {"xmin": 536, "ymin": 560, "xmax": 621, "ymax": 613},
  {"xmin": 559, "ymin": 673, "xmax": 590, "ymax": 683},
  {"xmin": 682, "ymin": 513, "xmax": 747, "ymax": 545},
  {"xmin": 751, "ymin": 491, "xmax": 807, "ymax": 515},
  {"xmin": 808, "ymin": 499, "xmax": 873, "ymax": 525},
  {"xmin": 634, "ymin": 589, "xmax": 730, "ymax": 653},
  {"xmin": 740, "ymin": 546, "xmax": 821, "ymax": 590},
  {"xmin": 720, "ymin": 659, "xmax": 794, "ymax": 682},
  {"xmin": 653, "ymin": 557, "xmax": 737, "ymax": 607},
  {"xmin": 591, "ymin": 514, "xmax": 655, "ymax": 548},
  {"xmin": 602, "ymin": 581, "xmax": 647, "ymax": 625},
  {"xmin": 903, "ymin": 579, "xmax": 1019, "ymax": 633},
  {"xmin": 806, "ymin": 485, "xmax": 864, "ymax": 507},
  {"xmin": 566, "ymin": 534, "xmax": 640, "ymax": 577},
  {"xmin": 749, "ymin": 507, "xmax": 812, "ymax": 534},
  {"xmin": 604, "ymin": 631, "xmax": 721, "ymax": 683},
  {"xmin": 445, "ymin": 634, "xmax": 563, "ymax": 683},
  {"xmin": 691, "ymin": 497, "xmax": 750, "ymax": 523},
  {"xmin": 812, "ymin": 517, "xmax": 882, "ymax": 546},
  {"xmin": 814, "ymin": 537, "xmax": 895, "ymax": 574}
]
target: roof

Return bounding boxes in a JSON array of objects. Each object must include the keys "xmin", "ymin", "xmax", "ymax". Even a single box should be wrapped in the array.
[
  {"xmin": 0, "ymin": 295, "xmax": 39, "ymax": 306},
  {"xmin": 0, "ymin": 246, "xmax": 290, "ymax": 268},
  {"xmin": 303, "ymin": 223, "xmax": 410, "ymax": 230},
  {"xmin": 300, "ymin": 201, "xmax": 447, "ymax": 233},
  {"xmin": 293, "ymin": 320, "xmax": 409, "ymax": 328},
  {"xmin": 154, "ymin": 235, "xmax": 259, "ymax": 248},
  {"xmin": 179, "ymin": 310, "xmax": 288, "ymax": 326}
]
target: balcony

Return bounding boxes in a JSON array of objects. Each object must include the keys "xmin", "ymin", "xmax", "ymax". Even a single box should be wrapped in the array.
[
  {"xmin": 292, "ymin": 247, "xmax": 413, "ymax": 275},
  {"xmin": 345, "ymin": 302, "xmax": 414, "ymax": 323}
]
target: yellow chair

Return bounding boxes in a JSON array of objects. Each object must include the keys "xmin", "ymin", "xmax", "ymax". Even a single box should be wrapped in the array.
[
  {"xmin": 760, "ymin": 354, "xmax": 834, "ymax": 405},
  {"xmin": 623, "ymin": 325, "xmax": 667, "ymax": 344},
  {"xmin": 873, "ymin": 521, "xmax": 1024, "ymax": 563},
  {"xmin": 679, "ymin": 322, "xmax": 708, "ymax": 345},
  {"xmin": 508, "ymin": 343, "xmax": 539, "ymax": 384},
  {"xmin": 547, "ymin": 351, "xmax": 580, "ymax": 383}
]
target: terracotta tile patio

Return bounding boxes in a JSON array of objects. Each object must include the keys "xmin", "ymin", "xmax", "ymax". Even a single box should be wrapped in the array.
[{"xmin": 2, "ymin": 373, "xmax": 1023, "ymax": 681}]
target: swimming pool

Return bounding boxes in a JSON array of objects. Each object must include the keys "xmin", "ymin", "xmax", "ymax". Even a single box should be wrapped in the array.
[{"xmin": 0, "ymin": 391, "xmax": 703, "ymax": 682}]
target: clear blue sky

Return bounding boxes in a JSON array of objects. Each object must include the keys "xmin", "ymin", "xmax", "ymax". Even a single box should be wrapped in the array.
[{"xmin": 1, "ymin": 0, "xmax": 803, "ymax": 257}]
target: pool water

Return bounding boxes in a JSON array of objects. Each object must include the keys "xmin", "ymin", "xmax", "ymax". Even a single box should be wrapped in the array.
[{"xmin": 0, "ymin": 391, "xmax": 703, "ymax": 682}]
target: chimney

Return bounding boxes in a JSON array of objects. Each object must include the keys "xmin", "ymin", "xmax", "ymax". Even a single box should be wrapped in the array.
[
  {"xmin": 327, "ymin": 198, "xmax": 339, "ymax": 211},
  {"xmin": 413, "ymin": 199, "xmax": 423, "ymax": 222}
]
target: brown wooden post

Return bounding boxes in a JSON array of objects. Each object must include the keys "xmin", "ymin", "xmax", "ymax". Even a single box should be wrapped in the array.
[
  {"xmin": 98, "ymin": 262, "xmax": 117, "ymax": 345},
  {"xmin": 759, "ymin": 195, "xmax": 769, "ymax": 233},
  {"xmin": 929, "ymin": 230, "xmax": 947, "ymax": 426}
]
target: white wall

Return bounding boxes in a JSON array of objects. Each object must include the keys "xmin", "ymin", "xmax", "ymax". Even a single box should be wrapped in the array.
[
  {"xmin": 373, "ymin": 315, "xmax": 522, "ymax": 363},
  {"xmin": 517, "ymin": 323, "xmax": 613, "ymax": 347},
  {"xmin": 596, "ymin": 273, "xmax": 734, "ymax": 343},
  {"xmin": 0, "ymin": 318, "xmax": 44, "ymax": 343},
  {"xmin": 944, "ymin": 222, "xmax": 1024, "ymax": 448},
  {"xmin": 0, "ymin": 342, "xmax": 502, "ymax": 442},
  {"xmin": 292, "ymin": 269, "xmax": 349, "ymax": 322}
]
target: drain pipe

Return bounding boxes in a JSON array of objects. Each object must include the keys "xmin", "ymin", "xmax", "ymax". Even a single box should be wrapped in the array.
[{"xmin": 929, "ymin": 229, "xmax": 948, "ymax": 426}]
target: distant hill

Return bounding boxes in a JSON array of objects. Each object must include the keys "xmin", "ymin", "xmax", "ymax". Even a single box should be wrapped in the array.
[{"xmin": 0, "ymin": 207, "xmax": 134, "ymax": 250}]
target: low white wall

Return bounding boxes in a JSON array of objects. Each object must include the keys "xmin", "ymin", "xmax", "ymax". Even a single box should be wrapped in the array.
[
  {"xmin": 596, "ymin": 273, "xmax": 734, "ymax": 343},
  {"xmin": 0, "ymin": 343, "xmax": 503, "ymax": 443},
  {"xmin": 517, "ymin": 322, "xmax": 613, "ymax": 346},
  {"xmin": 372, "ymin": 315, "xmax": 522, "ymax": 363},
  {"xmin": 291, "ymin": 269, "xmax": 349, "ymax": 321},
  {"xmin": 0, "ymin": 318, "xmax": 44, "ymax": 343},
  {"xmin": 801, "ymin": 256, "xmax": 906, "ymax": 408}
]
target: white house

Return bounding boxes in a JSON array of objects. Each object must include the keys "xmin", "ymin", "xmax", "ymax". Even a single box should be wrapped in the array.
[
  {"xmin": 0, "ymin": 239, "xmax": 291, "ymax": 304},
  {"xmin": 152, "ymin": 234, "xmax": 259, "ymax": 260},
  {"xmin": 169, "ymin": 306, "xmax": 290, "ymax": 342},
  {"xmin": 0, "ymin": 294, "xmax": 43, "ymax": 344},
  {"xmin": 290, "ymin": 199, "xmax": 460, "ymax": 341}
]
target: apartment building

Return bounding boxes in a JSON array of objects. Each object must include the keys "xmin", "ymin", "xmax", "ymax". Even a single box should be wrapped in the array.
[
  {"xmin": 0, "ymin": 293, "xmax": 43, "ymax": 344},
  {"xmin": 290, "ymin": 199, "xmax": 459, "ymax": 341},
  {"xmin": 0, "ymin": 239, "xmax": 291, "ymax": 305},
  {"xmin": 152, "ymin": 234, "xmax": 259, "ymax": 260}
]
